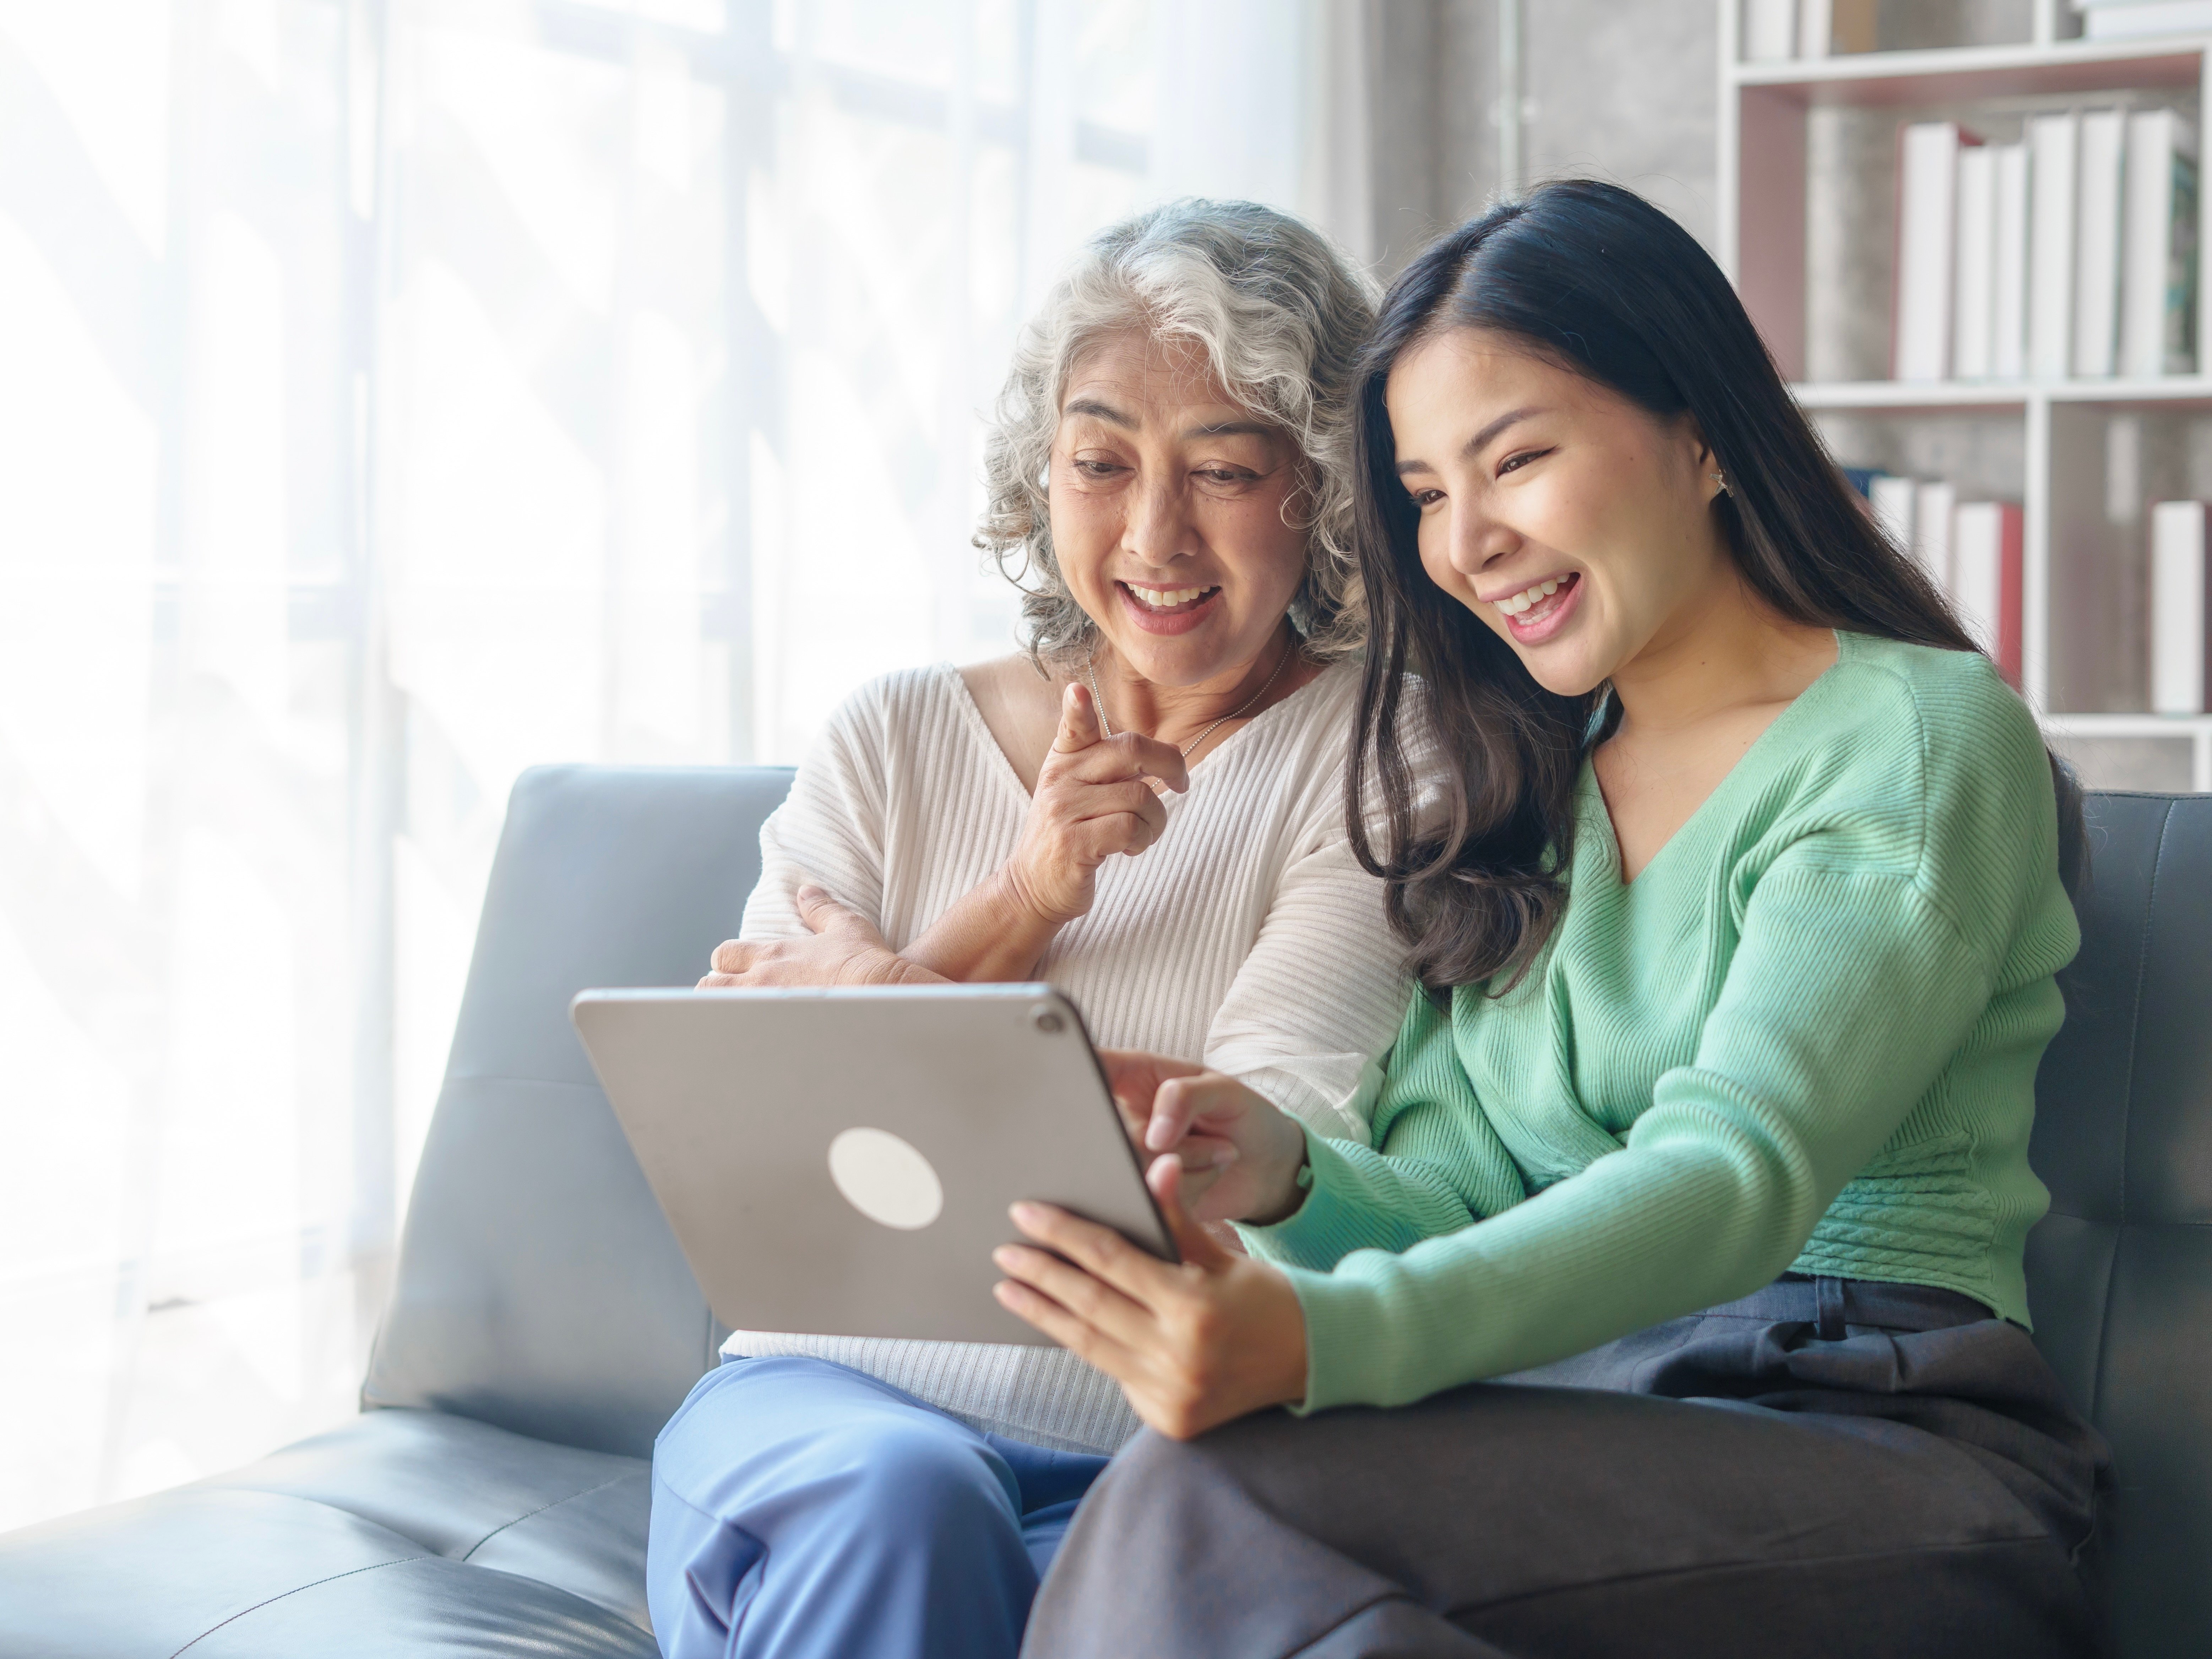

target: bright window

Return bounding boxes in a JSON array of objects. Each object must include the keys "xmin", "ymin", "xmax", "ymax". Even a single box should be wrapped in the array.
[{"xmin": 0, "ymin": 0, "xmax": 1367, "ymax": 1530}]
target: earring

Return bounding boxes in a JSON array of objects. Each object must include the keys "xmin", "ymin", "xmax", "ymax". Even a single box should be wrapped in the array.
[{"xmin": 1710, "ymin": 469, "xmax": 1731, "ymax": 496}]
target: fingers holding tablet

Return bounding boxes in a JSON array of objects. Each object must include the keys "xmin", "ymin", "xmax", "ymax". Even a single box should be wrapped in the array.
[{"xmin": 993, "ymin": 1164, "xmax": 1309, "ymax": 1440}]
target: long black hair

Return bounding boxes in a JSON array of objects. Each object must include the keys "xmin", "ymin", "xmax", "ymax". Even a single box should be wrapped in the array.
[{"xmin": 1348, "ymin": 179, "xmax": 2083, "ymax": 993}]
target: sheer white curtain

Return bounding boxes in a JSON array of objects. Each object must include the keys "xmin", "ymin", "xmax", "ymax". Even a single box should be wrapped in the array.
[{"xmin": 0, "ymin": 0, "xmax": 1374, "ymax": 1531}]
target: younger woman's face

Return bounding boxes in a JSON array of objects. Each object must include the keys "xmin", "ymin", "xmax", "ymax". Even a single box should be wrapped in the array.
[{"xmin": 1384, "ymin": 327, "xmax": 1728, "ymax": 697}]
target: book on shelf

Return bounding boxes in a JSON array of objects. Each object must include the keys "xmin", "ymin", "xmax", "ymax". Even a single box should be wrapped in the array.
[
  {"xmin": 2073, "ymin": 109, "xmax": 2127, "ymax": 378},
  {"xmin": 2029, "ymin": 113, "xmax": 2081, "ymax": 382},
  {"xmin": 2077, "ymin": 1, "xmax": 2212, "ymax": 40},
  {"xmin": 1744, "ymin": 0, "xmax": 1874, "ymax": 60},
  {"xmin": 1952, "ymin": 501, "xmax": 2025, "ymax": 687},
  {"xmin": 2121, "ymin": 110, "xmax": 2200, "ymax": 377},
  {"xmin": 1743, "ymin": 0, "xmax": 1794, "ymax": 60},
  {"xmin": 1918, "ymin": 107, "xmax": 2196, "ymax": 386},
  {"xmin": 1830, "ymin": 0, "xmax": 1876, "ymax": 52},
  {"xmin": 1915, "ymin": 481, "xmax": 1957, "ymax": 590},
  {"xmin": 1991, "ymin": 142, "xmax": 2031, "ymax": 380},
  {"xmin": 1953, "ymin": 145, "xmax": 1999, "ymax": 380},
  {"xmin": 1868, "ymin": 474, "xmax": 1917, "ymax": 559},
  {"xmin": 2151, "ymin": 499, "xmax": 2211, "ymax": 714},
  {"xmin": 1795, "ymin": 0, "xmax": 1829, "ymax": 56},
  {"xmin": 1896, "ymin": 123, "xmax": 1976, "ymax": 381},
  {"xmin": 1849, "ymin": 469, "xmax": 2022, "ymax": 686}
]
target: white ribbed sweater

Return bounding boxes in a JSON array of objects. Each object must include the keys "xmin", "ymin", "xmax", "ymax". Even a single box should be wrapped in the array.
[{"xmin": 722, "ymin": 658, "xmax": 1412, "ymax": 1452}]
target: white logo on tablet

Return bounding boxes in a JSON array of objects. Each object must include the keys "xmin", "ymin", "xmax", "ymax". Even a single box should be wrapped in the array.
[{"xmin": 826, "ymin": 1127, "xmax": 944, "ymax": 1230}]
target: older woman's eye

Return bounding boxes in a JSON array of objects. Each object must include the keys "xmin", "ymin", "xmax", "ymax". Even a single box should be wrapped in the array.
[
  {"xmin": 1073, "ymin": 460, "xmax": 1124, "ymax": 479},
  {"xmin": 1197, "ymin": 467, "xmax": 1256, "ymax": 486}
]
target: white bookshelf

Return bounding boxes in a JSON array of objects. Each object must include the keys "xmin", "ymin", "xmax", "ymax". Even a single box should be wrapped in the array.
[
  {"xmin": 1718, "ymin": 3, "xmax": 2212, "ymax": 793},
  {"xmin": 1792, "ymin": 377, "xmax": 2212, "ymax": 408}
]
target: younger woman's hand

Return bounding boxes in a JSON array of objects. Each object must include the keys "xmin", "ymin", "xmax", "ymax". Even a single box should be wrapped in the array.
[
  {"xmin": 698, "ymin": 884, "xmax": 942, "ymax": 989},
  {"xmin": 1100, "ymin": 1049, "xmax": 1310, "ymax": 1225},
  {"xmin": 1000, "ymin": 683, "xmax": 1189, "ymax": 929},
  {"xmin": 992, "ymin": 1158, "xmax": 1309, "ymax": 1440}
]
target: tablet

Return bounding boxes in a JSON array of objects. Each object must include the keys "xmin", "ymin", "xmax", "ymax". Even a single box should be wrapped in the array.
[{"xmin": 570, "ymin": 983, "xmax": 1177, "ymax": 1346}]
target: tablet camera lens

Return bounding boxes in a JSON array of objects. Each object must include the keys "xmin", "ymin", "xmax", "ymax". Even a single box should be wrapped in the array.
[{"xmin": 1031, "ymin": 1007, "xmax": 1065, "ymax": 1034}]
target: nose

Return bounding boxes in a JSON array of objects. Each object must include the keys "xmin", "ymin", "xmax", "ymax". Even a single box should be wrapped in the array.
[
  {"xmin": 1121, "ymin": 471, "xmax": 1195, "ymax": 569},
  {"xmin": 1444, "ymin": 497, "xmax": 1518, "ymax": 578}
]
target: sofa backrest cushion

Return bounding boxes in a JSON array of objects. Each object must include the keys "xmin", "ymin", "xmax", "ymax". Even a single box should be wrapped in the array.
[
  {"xmin": 2028, "ymin": 791, "xmax": 2212, "ymax": 1659},
  {"xmin": 362, "ymin": 764, "xmax": 793, "ymax": 1459}
]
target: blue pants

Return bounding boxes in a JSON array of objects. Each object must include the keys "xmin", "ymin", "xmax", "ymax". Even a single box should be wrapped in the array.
[{"xmin": 647, "ymin": 1356, "xmax": 1112, "ymax": 1659}]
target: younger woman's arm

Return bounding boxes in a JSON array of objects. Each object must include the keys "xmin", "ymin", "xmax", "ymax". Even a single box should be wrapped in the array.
[
  {"xmin": 1248, "ymin": 843, "xmax": 2002, "ymax": 1413},
  {"xmin": 1199, "ymin": 828, "xmax": 1431, "ymax": 1144},
  {"xmin": 1231, "ymin": 993, "xmax": 1526, "ymax": 1254}
]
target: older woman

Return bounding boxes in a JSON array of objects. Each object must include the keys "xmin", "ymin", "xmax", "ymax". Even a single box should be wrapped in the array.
[{"xmin": 644, "ymin": 200, "xmax": 1406, "ymax": 1659}]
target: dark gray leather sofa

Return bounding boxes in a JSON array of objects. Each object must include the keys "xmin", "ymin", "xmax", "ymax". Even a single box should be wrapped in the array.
[{"xmin": 0, "ymin": 769, "xmax": 2205, "ymax": 1658}]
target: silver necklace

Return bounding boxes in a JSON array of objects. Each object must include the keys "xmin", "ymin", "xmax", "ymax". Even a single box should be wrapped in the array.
[{"xmin": 1085, "ymin": 636, "xmax": 1295, "ymax": 760}]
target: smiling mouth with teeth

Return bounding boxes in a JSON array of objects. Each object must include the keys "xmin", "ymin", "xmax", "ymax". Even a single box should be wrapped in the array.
[
  {"xmin": 1494, "ymin": 573, "xmax": 1577, "ymax": 622},
  {"xmin": 1122, "ymin": 582, "xmax": 1220, "ymax": 612}
]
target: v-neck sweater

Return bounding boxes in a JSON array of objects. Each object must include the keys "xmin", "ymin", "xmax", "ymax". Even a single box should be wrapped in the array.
[
  {"xmin": 1243, "ymin": 632, "xmax": 2081, "ymax": 1416},
  {"xmin": 722, "ymin": 658, "xmax": 1412, "ymax": 1452}
]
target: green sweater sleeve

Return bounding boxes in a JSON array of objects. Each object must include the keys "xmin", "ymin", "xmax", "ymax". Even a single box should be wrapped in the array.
[
  {"xmin": 1245, "ymin": 846, "xmax": 1998, "ymax": 1413},
  {"xmin": 1235, "ymin": 993, "xmax": 1526, "ymax": 1268}
]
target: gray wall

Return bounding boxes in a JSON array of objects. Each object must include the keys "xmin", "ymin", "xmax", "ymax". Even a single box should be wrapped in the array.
[{"xmin": 1367, "ymin": 0, "xmax": 1721, "ymax": 277}]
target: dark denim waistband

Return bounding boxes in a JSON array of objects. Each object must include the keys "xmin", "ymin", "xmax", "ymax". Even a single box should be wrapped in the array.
[{"xmin": 1698, "ymin": 1273, "xmax": 1998, "ymax": 1339}]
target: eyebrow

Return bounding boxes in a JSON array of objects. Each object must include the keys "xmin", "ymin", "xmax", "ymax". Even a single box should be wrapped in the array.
[
  {"xmin": 1061, "ymin": 400, "xmax": 1276, "ymax": 443},
  {"xmin": 1395, "ymin": 404, "xmax": 1544, "ymax": 477},
  {"xmin": 1063, "ymin": 397, "xmax": 1134, "ymax": 428}
]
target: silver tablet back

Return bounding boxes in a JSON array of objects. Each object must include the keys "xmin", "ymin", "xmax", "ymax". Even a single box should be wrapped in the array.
[{"xmin": 570, "ymin": 984, "xmax": 1175, "ymax": 1346}]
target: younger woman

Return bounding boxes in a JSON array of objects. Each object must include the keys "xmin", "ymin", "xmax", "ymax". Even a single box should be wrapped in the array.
[{"xmin": 996, "ymin": 180, "xmax": 2109, "ymax": 1659}]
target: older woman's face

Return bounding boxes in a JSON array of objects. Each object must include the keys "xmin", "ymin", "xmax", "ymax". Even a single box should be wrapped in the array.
[{"xmin": 1049, "ymin": 331, "xmax": 1307, "ymax": 687}]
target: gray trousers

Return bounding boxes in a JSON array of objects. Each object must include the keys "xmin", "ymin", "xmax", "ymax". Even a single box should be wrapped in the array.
[{"xmin": 1022, "ymin": 1277, "xmax": 2109, "ymax": 1659}]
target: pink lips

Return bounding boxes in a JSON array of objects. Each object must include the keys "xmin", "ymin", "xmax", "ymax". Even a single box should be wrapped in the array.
[
  {"xmin": 1117, "ymin": 582, "xmax": 1222, "ymax": 636},
  {"xmin": 1501, "ymin": 571, "xmax": 1583, "ymax": 644}
]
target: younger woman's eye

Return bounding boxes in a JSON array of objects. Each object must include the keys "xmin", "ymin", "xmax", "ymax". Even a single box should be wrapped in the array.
[
  {"xmin": 1498, "ymin": 447, "xmax": 1552, "ymax": 477},
  {"xmin": 1408, "ymin": 487, "xmax": 1444, "ymax": 508}
]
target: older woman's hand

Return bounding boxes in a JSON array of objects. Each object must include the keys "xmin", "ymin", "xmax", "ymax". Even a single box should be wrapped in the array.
[
  {"xmin": 991, "ymin": 1158, "xmax": 1309, "ymax": 1440},
  {"xmin": 699, "ymin": 884, "xmax": 943, "ymax": 989},
  {"xmin": 1001, "ymin": 683, "xmax": 1190, "ymax": 928}
]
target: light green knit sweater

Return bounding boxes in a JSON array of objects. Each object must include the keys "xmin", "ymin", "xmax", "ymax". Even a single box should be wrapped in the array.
[{"xmin": 1242, "ymin": 632, "xmax": 2079, "ymax": 1415}]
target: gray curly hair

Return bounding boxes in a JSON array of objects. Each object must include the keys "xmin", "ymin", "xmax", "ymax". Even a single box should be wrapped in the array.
[{"xmin": 975, "ymin": 198, "xmax": 1381, "ymax": 665}]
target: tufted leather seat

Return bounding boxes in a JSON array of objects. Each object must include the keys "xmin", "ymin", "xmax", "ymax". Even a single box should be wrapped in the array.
[{"xmin": 0, "ymin": 775, "xmax": 2204, "ymax": 1657}]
